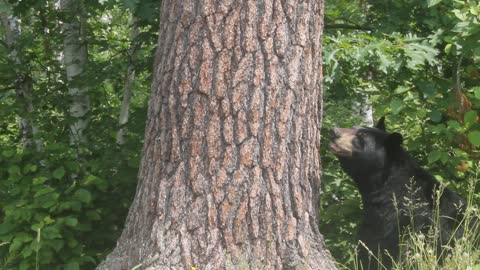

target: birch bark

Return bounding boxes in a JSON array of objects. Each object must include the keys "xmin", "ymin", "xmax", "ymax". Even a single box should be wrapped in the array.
[
  {"xmin": 59, "ymin": 0, "xmax": 90, "ymax": 144},
  {"xmin": 1, "ymin": 12, "xmax": 40, "ymax": 150},
  {"xmin": 116, "ymin": 15, "xmax": 139, "ymax": 146}
]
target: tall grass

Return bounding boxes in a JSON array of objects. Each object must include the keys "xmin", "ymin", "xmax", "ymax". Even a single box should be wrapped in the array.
[{"xmin": 347, "ymin": 170, "xmax": 480, "ymax": 270}]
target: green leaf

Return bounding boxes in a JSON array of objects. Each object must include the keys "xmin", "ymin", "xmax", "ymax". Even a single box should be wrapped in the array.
[
  {"xmin": 86, "ymin": 210, "xmax": 101, "ymax": 221},
  {"xmin": 447, "ymin": 120, "xmax": 461, "ymax": 131},
  {"xmin": 467, "ymin": 131, "xmax": 480, "ymax": 146},
  {"xmin": 123, "ymin": 0, "xmax": 138, "ymax": 11},
  {"xmin": 53, "ymin": 167, "xmax": 66, "ymax": 180},
  {"xmin": 33, "ymin": 177, "xmax": 48, "ymax": 185},
  {"xmin": 428, "ymin": 150, "xmax": 442, "ymax": 164},
  {"xmin": 429, "ymin": 110, "xmax": 442, "ymax": 122},
  {"xmin": 75, "ymin": 189, "xmax": 92, "ymax": 204},
  {"xmin": 464, "ymin": 111, "xmax": 477, "ymax": 128},
  {"xmin": 0, "ymin": 223, "xmax": 16, "ymax": 235},
  {"xmin": 65, "ymin": 262, "xmax": 80, "ymax": 270},
  {"xmin": 390, "ymin": 98, "xmax": 404, "ymax": 114},
  {"xmin": 42, "ymin": 226, "xmax": 61, "ymax": 239},
  {"xmin": 394, "ymin": 85, "xmax": 410, "ymax": 94},
  {"xmin": 427, "ymin": 0, "xmax": 442, "ymax": 7},
  {"xmin": 34, "ymin": 187, "xmax": 55, "ymax": 197},
  {"xmin": 65, "ymin": 217, "xmax": 78, "ymax": 227},
  {"xmin": 31, "ymin": 223, "xmax": 44, "ymax": 231},
  {"xmin": 83, "ymin": 174, "xmax": 108, "ymax": 191},
  {"xmin": 67, "ymin": 237, "xmax": 78, "ymax": 248},
  {"xmin": 0, "ymin": 1, "xmax": 12, "ymax": 13},
  {"xmin": 453, "ymin": 9, "xmax": 467, "ymax": 21},
  {"xmin": 404, "ymin": 42, "xmax": 439, "ymax": 69},
  {"xmin": 9, "ymin": 237, "xmax": 24, "ymax": 253},
  {"xmin": 418, "ymin": 81, "xmax": 436, "ymax": 98},
  {"xmin": 474, "ymin": 48, "xmax": 480, "ymax": 58},
  {"xmin": 474, "ymin": 87, "xmax": 480, "ymax": 99},
  {"xmin": 2, "ymin": 150, "xmax": 14, "ymax": 158},
  {"xmin": 13, "ymin": 232, "xmax": 33, "ymax": 243},
  {"xmin": 8, "ymin": 165, "xmax": 21, "ymax": 176},
  {"xmin": 19, "ymin": 260, "xmax": 30, "ymax": 270},
  {"xmin": 444, "ymin": 43, "xmax": 453, "ymax": 54},
  {"xmin": 43, "ymin": 216, "xmax": 55, "ymax": 224},
  {"xmin": 23, "ymin": 164, "xmax": 36, "ymax": 173},
  {"xmin": 21, "ymin": 244, "xmax": 34, "ymax": 258},
  {"xmin": 47, "ymin": 239, "xmax": 64, "ymax": 252}
]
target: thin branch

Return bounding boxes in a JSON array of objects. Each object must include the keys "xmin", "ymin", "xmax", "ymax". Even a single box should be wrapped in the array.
[
  {"xmin": 0, "ymin": 86, "xmax": 16, "ymax": 91},
  {"xmin": 325, "ymin": 24, "xmax": 372, "ymax": 31}
]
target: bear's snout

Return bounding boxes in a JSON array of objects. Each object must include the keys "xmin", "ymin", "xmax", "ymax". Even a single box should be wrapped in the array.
[
  {"xmin": 329, "ymin": 128, "xmax": 340, "ymax": 141},
  {"xmin": 328, "ymin": 128, "xmax": 356, "ymax": 157}
]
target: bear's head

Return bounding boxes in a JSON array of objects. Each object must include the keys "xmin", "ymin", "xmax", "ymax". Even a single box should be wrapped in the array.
[{"xmin": 328, "ymin": 117, "xmax": 404, "ymax": 181}]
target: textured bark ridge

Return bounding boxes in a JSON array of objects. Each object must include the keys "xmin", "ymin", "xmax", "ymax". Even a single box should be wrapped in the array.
[{"xmin": 98, "ymin": 0, "xmax": 336, "ymax": 269}]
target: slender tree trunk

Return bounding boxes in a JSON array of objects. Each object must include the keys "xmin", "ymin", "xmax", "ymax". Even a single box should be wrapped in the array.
[
  {"xmin": 352, "ymin": 70, "xmax": 374, "ymax": 126},
  {"xmin": 59, "ymin": 0, "xmax": 90, "ymax": 144},
  {"xmin": 352, "ymin": 95, "xmax": 374, "ymax": 126},
  {"xmin": 116, "ymin": 15, "xmax": 139, "ymax": 146},
  {"xmin": 98, "ymin": 0, "xmax": 336, "ymax": 269},
  {"xmin": 1, "ymin": 11, "xmax": 41, "ymax": 150}
]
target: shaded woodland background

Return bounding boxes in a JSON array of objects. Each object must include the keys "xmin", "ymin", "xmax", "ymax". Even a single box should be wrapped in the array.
[{"xmin": 0, "ymin": 0, "xmax": 479, "ymax": 269}]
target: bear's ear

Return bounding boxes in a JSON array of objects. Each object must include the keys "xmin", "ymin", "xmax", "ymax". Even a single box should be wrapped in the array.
[
  {"xmin": 376, "ymin": 116, "xmax": 386, "ymax": 130},
  {"xmin": 385, "ymin": 132, "xmax": 403, "ymax": 153}
]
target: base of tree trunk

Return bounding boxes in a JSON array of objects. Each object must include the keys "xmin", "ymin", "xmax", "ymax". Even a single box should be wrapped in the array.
[{"xmin": 98, "ymin": 232, "xmax": 336, "ymax": 269}]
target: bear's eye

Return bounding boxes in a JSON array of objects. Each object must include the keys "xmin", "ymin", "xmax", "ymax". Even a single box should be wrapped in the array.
[{"xmin": 353, "ymin": 136, "xmax": 364, "ymax": 149}]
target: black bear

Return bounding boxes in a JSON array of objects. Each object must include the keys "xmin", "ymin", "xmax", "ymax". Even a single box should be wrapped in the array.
[{"xmin": 328, "ymin": 117, "xmax": 466, "ymax": 269}]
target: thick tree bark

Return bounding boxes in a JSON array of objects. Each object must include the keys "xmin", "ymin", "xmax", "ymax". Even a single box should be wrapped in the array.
[
  {"xmin": 59, "ymin": 0, "xmax": 90, "ymax": 144},
  {"xmin": 116, "ymin": 15, "xmax": 139, "ymax": 146},
  {"xmin": 98, "ymin": 0, "xmax": 336, "ymax": 269}
]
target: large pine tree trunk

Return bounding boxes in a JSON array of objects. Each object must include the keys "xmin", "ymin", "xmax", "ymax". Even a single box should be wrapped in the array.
[{"xmin": 98, "ymin": 0, "xmax": 336, "ymax": 269}]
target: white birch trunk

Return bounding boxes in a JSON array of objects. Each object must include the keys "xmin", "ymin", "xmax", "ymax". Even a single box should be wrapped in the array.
[
  {"xmin": 1, "ymin": 11, "xmax": 41, "ymax": 150},
  {"xmin": 59, "ymin": 0, "xmax": 90, "ymax": 144},
  {"xmin": 353, "ymin": 70, "xmax": 374, "ymax": 126},
  {"xmin": 353, "ymin": 94, "xmax": 374, "ymax": 126},
  {"xmin": 116, "ymin": 15, "xmax": 139, "ymax": 145}
]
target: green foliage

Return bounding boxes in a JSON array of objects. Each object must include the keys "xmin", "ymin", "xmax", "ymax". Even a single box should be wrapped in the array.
[
  {"xmin": 0, "ymin": 0, "xmax": 158, "ymax": 268},
  {"xmin": 321, "ymin": 0, "xmax": 480, "ymax": 268},
  {"xmin": 0, "ymin": 143, "xmax": 143, "ymax": 268},
  {"xmin": 351, "ymin": 173, "xmax": 480, "ymax": 270}
]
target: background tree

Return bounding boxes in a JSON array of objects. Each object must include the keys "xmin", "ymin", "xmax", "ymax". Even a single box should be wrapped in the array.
[
  {"xmin": 116, "ymin": 14, "xmax": 139, "ymax": 146},
  {"xmin": 0, "ymin": 11, "xmax": 39, "ymax": 150},
  {"xmin": 58, "ymin": 0, "xmax": 90, "ymax": 145},
  {"xmin": 98, "ymin": 0, "xmax": 336, "ymax": 269}
]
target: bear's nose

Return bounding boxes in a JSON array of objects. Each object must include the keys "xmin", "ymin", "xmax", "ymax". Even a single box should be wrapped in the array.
[{"xmin": 329, "ymin": 128, "xmax": 339, "ymax": 141}]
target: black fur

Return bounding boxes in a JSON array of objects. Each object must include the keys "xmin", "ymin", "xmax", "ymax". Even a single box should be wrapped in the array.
[{"xmin": 329, "ymin": 118, "xmax": 466, "ymax": 269}]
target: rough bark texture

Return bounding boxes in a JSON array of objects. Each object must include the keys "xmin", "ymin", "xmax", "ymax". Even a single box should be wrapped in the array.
[
  {"xmin": 98, "ymin": 0, "xmax": 336, "ymax": 269},
  {"xmin": 59, "ymin": 0, "xmax": 90, "ymax": 144}
]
